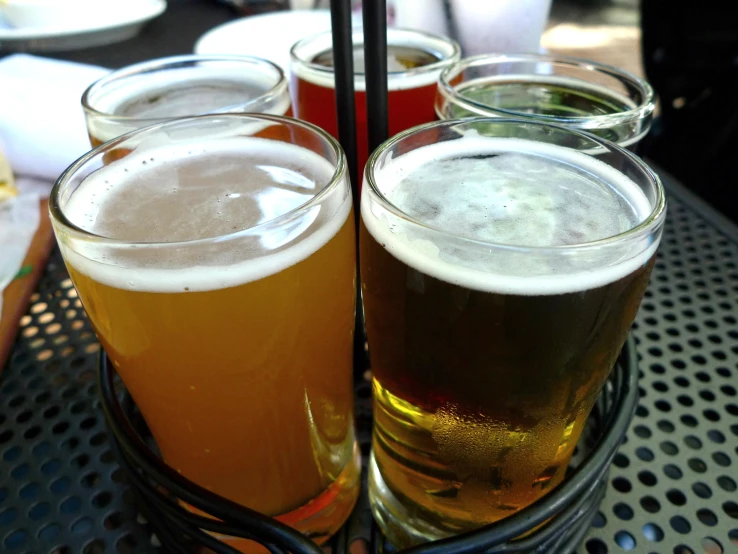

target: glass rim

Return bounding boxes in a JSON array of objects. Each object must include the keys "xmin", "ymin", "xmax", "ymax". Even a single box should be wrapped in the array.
[
  {"xmin": 437, "ymin": 53, "xmax": 656, "ymax": 127},
  {"xmin": 290, "ymin": 26, "xmax": 461, "ymax": 80},
  {"xmin": 81, "ymin": 54, "xmax": 289, "ymax": 124},
  {"xmin": 365, "ymin": 117, "xmax": 666, "ymax": 254},
  {"xmin": 50, "ymin": 113, "xmax": 347, "ymax": 248}
]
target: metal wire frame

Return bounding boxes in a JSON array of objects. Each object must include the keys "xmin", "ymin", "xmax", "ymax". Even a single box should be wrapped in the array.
[{"xmin": 98, "ymin": 336, "xmax": 637, "ymax": 554}]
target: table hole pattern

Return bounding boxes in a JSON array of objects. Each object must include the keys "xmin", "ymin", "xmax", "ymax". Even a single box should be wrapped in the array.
[
  {"xmin": 0, "ymin": 255, "xmax": 154, "ymax": 552},
  {"xmin": 579, "ymin": 198, "xmax": 738, "ymax": 553}
]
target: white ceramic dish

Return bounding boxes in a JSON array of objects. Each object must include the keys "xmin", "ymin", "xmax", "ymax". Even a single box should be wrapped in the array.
[
  {"xmin": 0, "ymin": 0, "xmax": 166, "ymax": 52},
  {"xmin": 195, "ymin": 9, "xmax": 362, "ymax": 72},
  {"xmin": 3, "ymin": 0, "xmax": 106, "ymax": 28}
]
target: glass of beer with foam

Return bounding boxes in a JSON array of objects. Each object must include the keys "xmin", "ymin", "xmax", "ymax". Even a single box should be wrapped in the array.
[
  {"xmin": 290, "ymin": 28, "xmax": 460, "ymax": 173},
  {"xmin": 82, "ymin": 55, "xmax": 292, "ymax": 147},
  {"xmin": 360, "ymin": 118, "xmax": 665, "ymax": 546},
  {"xmin": 435, "ymin": 54, "xmax": 655, "ymax": 150},
  {"xmin": 50, "ymin": 114, "xmax": 360, "ymax": 550}
]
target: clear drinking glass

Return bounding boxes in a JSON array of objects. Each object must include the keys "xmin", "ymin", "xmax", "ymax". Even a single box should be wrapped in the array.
[
  {"xmin": 82, "ymin": 55, "xmax": 292, "ymax": 146},
  {"xmin": 449, "ymin": 0, "xmax": 552, "ymax": 56},
  {"xmin": 360, "ymin": 118, "xmax": 665, "ymax": 546},
  {"xmin": 436, "ymin": 54, "xmax": 656, "ymax": 149},
  {"xmin": 50, "ymin": 114, "xmax": 360, "ymax": 550}
]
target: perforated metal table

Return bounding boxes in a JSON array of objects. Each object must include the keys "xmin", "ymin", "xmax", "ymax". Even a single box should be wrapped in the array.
[{"xmin": 1, "ymin": 169, "xmax": 737, "ymax": 554}]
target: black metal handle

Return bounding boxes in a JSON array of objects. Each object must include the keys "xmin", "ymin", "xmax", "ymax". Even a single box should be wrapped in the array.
[{"xmin": 98, "ymin": 337, "xmax": 637, "ymax": 554}]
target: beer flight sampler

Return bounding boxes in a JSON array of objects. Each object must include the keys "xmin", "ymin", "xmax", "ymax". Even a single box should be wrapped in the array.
[{"xmin": 45, "ymin": 16, "xmax": 664, "ymax": 554}]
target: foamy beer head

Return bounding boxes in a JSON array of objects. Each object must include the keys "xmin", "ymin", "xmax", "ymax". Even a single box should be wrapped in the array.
[
  {"xmin": 436, "ymin": 54, "xmax": 656, "ymax": 149},
  {"xmin": 363, "ymin": 118, "xmax": 665, "ymax": 292},
  {"xmin": 54, "ymin": 114, "xmax": 351, "ymax": 291},
  {"xmin": 83, "ymin": 55, "xmax": 291, "ymax": 146},
  {"xmin": 360, "ymin": 118, "xmax": 665, "ymax": 545},
  {"xmin": 50, "ymin": 115, "xmax": 360, "ymax": 542}
]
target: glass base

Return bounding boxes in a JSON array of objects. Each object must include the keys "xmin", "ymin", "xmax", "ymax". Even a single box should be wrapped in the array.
[
  {"xmin": 216, "ymin": 444, "xmax": 362, "ymax": 553},
  {"xmin": 369, "ymin": 451, "xmax": 450, "ymax": 548}
]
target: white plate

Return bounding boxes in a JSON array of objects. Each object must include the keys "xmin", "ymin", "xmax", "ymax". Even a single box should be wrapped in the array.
[
  {"xmin": 195, "ymin": 10, "xmax": 362, "ymax": 72},
  {"xmin": 0, "ymin": 0, "xmax": 166, "ymax": 52}
]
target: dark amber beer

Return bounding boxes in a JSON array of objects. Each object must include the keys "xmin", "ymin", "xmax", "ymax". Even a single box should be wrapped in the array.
[
  {"xmin": 436, "ymin": 54, "xmax": 655, "ymax": 149},
  {"xmin": 50, "ymin": 115, "xmax": 359, "ymax": 551},
  {"xmin": 83, "ymin": 55, "xmax": 292, "ymax": 146},
  {"xmin": 291, "ymin": 28, "xmax": 460, "ymax": 172},
  {"xmin": 360, "ymin": 119, "xmax": 665, "ymax": 546}
]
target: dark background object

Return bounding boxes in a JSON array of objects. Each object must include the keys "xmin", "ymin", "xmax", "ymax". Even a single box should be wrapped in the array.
[
  {"xmin": 641, "ymin": 2, "xmax": 738, "ymax": 222},
  {"xmin": 214, "ymin": 0, "xmax": 288, "ymax": 16}
]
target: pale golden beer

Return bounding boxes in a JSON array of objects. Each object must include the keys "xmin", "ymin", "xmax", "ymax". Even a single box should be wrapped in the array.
[
  {"xmin": 360, "ymin": 119, "xmax": 665, "ymax": 546},
  {"xmin": 82, "ymin": 55, "xmax": 292, "ymax": 146},
  {"xmin": 50, "ymin": 115, "xmax": 360, "ymax": 550}
]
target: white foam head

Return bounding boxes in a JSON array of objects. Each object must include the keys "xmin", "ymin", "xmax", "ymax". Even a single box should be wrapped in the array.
[
  {"xmin": 362, "ymin": 136, "xmax": 661, "ymax": 296},
  {"xmin": 290, "ymin": 28, "xmax": 460, "ymax": 92},
  {"xmin": 61, "ymin": 137, "xmax": 350, "ymax": 293}
]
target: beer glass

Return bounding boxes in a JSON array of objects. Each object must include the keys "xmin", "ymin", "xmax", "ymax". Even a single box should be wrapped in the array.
[
  {"xmin": 50, "ymin": 114, "xmax": 360, "ymax": 548},
  {"xmin": 360, "ymin": 118, "xmax": 665, "ymax": 546},
  {"xmin": 449, "ymin": 0, "xmax": 552, "ymax": 57},
  {"xmin": 82, "ymin": 55, "xmax": 292, "ymax": 146},
  {"xmin": 435, "ymin": 54, "xmax": 656, "ymax": 149},
  {"xmin": 290, "ymin": 28, "xmax": 461, "ymax": 172}
]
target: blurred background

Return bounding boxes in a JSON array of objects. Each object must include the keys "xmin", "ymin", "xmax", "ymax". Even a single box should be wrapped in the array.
[
  {"xmin": 2, "ymin": 0, "xmax": 737, "ymax": 220},
  {"xmin": 251, "ymin": 0, "xmax": 736, "ymax": 223}
]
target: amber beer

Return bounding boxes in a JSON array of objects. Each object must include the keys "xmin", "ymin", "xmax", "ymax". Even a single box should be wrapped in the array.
[
  {"xmin": 290, "ymin": 29, "xmax": 460, "ymax": 173},
  {"xmin": 83, "ymin": 55, "xmax": 292, "ymax": 146},
  {"xmin": 50, "ymin": 115, "xmax": 360, "ymax": 550},
  {"xmin": 360, "ymin": 119, "xmax": 665, "ymax": 546},
  {"xmin": 435, "ymin": 54, "xmax": 656, "ymax": 150}
]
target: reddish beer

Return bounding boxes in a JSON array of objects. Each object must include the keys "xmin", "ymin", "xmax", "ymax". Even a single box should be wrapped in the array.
[{"xmin": 290, "ymin": 29, "xmax": 460, "ymax": 173}]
